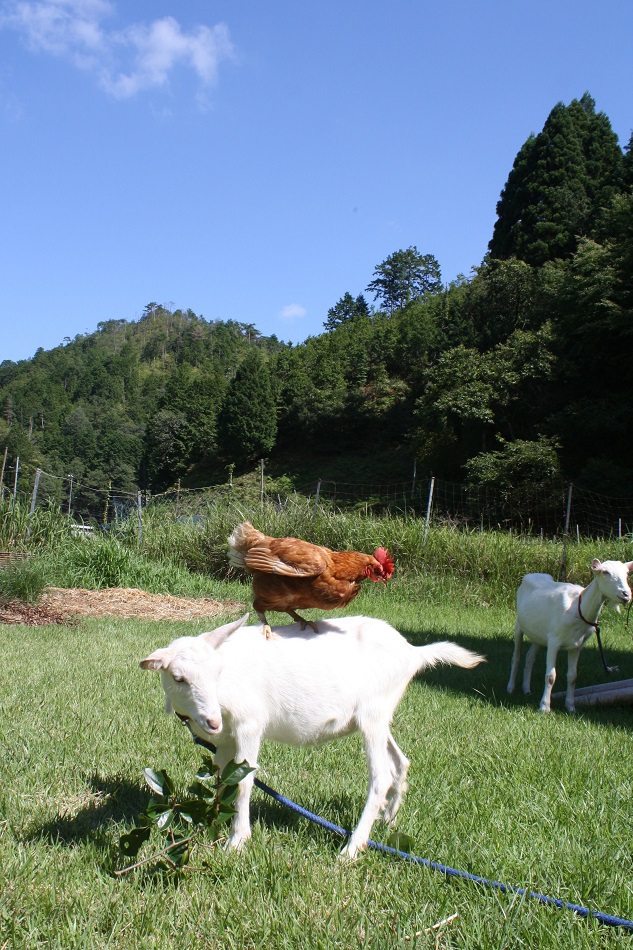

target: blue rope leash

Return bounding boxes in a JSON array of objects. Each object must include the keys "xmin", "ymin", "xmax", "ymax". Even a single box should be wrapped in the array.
[{"xmin": 193, "ymin": 736, "xmax": 633, "ymax": 932}]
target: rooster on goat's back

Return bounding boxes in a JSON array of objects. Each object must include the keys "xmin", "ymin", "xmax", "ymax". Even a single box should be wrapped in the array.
[{"xmin": 227, "ymin": 521, "xmax": 394, "ymax": 637}]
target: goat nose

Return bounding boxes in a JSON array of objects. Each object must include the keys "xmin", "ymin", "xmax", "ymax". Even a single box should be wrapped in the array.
[{"xmin": 206, "ymin": 717, "xmax": 221, "ymax": 733}]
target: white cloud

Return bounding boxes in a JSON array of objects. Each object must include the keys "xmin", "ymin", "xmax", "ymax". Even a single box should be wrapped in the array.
[
  {"xmin": 0, "ymin": 0, "xmax": 235, "ymax": 99},
  {"xmin": 279, "ymin": 303, "xmax": 307, "ymax": 321}
]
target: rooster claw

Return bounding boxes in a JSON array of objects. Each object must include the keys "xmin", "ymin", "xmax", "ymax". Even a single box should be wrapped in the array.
[{"xmin": 288, "ymin": 611, "xmax": 318, "ymax": 634}]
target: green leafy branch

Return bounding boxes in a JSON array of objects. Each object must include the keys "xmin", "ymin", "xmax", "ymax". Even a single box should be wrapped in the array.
[{"xmin": 116, "ymin": 755, "xmax": 253, "ymax": 875}]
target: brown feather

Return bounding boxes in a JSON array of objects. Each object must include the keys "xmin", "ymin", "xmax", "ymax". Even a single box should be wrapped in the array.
[{"xmin": 227, "ymin": 522, "xmax": 393, "ymax": 634}]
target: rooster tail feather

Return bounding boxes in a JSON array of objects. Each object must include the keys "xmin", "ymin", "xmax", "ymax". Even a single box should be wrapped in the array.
[{"xmin": 227, "ymin": 521, "xmax": 266, "ymax": 569}]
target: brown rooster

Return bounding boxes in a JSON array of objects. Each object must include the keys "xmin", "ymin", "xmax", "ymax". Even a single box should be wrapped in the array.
[{"xmin": 227, "ymin": 521, "xmax": 394, "ymax": 637}]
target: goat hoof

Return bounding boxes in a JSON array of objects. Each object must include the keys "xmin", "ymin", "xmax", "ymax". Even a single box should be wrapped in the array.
[
  {"xmin": 224, "ymin": 833, "xmax": 251, "ymax": 852},
  {"xmin": 339, "ymin": 841, "xmax": 365, "ymax": 862}
]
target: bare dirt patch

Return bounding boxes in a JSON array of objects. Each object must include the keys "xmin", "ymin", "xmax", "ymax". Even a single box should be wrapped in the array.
[{"xmin": 0, "ymin": 587, "xmax": 245, "ymax": 626}]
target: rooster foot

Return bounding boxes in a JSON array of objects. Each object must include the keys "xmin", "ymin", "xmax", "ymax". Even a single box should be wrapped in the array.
[
  {"xmin": 262, "ymin": 624, "xmax": 281, "ymax": 640},
  {"xmin": 288, "ymin": 611, "xmax": 319, "ymax": 634},
  {"xmin": 257, "ymin": 617, "xmax": 279, "ymax": 640}
]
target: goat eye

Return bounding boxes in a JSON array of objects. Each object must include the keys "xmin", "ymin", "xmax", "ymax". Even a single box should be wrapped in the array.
[{"xmin": 173, "ymin": 673, "xmax": 187, "ymax": 684}]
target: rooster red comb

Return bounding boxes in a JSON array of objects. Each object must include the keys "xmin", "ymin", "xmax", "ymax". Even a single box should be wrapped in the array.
[{"xmin": 373, "ymin": 547, "xmax": 394, "ymax": 578}]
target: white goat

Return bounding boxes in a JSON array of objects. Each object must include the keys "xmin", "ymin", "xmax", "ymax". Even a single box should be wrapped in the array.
[
  {"xmin": 141, "ymin": 614, "xmax": 484, "ymax": 859},
  {"xmin": 507, "ymin": 559, "xmax": 632, "ymax": 713}
]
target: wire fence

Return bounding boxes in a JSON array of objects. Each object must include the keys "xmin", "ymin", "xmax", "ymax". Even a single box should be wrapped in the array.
[{"xmin": 3, "ymin": 452, "xmax": 633, "ymax": 544}]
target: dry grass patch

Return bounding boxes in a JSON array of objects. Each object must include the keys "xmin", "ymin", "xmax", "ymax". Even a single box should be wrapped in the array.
[{"xmin": 0, "ymin": 587, "xmax": 245, "ymax": 625}]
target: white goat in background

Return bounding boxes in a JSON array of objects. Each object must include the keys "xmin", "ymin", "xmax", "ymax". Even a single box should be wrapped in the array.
[
  {"xmin": 141, "ymin": 614, "xmax": 484, "ymax": 859},
  {"xmin": 507, "ymin": 559, "xmax": 633, "ymax": 713}
]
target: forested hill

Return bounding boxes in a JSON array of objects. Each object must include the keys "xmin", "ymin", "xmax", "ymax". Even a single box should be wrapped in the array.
[{"xmin": 2, "ymin": 93, "xmax": 633, "ymax": 497}]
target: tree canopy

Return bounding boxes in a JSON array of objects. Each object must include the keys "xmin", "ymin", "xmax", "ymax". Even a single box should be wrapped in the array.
[
  {"xmin": 489, "ymin": 94, "xmax": 624, "ymax": 266},
  {"xmin": 366, "ymin": 247, "xmax": 442, "ymax": 312}
]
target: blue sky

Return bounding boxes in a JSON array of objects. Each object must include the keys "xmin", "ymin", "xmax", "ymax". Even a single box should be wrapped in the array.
[{"xmin": 1, "ymin": 0, "xmax": 632, "ymax": 364}]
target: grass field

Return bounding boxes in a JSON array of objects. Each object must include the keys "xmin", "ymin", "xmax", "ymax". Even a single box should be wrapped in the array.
[{"xmin": 2, "ymin": 567, "xmax": 633, "ymax": 948}]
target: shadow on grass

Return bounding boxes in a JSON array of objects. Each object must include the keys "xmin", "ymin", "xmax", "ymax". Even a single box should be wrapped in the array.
[
  {"xmin": 400, "ymin": 621, "xmax": 633, "ymax": 727},
  {"xmin": 250, "ymin": 791, "xmax": 356, "ymax": 843},
  {"xmin": 25, "ymin": 773, "xmax": 148, "ymax": 850},
  {"xmin": 24, "ymin": 767, "xmax": 357, "ymax": 865}
]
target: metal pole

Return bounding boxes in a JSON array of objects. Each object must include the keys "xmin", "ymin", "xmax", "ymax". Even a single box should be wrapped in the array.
[
  {"xmin": 103, "ymin": 479, "xmax": 111, "ymax": 526},
  {"xmin": 260, "ymin": 459, "xmax": 265, "ymax": 508},
  {"xmin": 137, "ymin": 491, "xmax": 143, "ymax": 549},
  {"xmin": 0, "ymin": 446, "xmax": 7, "ymax": 501},
  {"xmin": 29, "ymin": 468, "xmax": 41, "ymax": 514},
  {"xmin": 68, "ymin": 474, "xmax": 74, "ymax": 522},
  {"xmin": 423, "ymin": 476, "xmax": 435, "ymax": 544},
  {"xmin": 12, "ymin": 456, "xmax": 20, "ymax": 504},
  {"xmin": 560, "ymin": 482, "xmax": 573, "ymax": 582},
  {"xmin": 314, "ymin": 479, "xmax": 321, "ymax": 515}
]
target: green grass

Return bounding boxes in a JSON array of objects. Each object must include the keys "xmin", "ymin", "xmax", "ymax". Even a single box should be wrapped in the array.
[{"xmin": 2, "ymin": 577, "xmax": 633, "ymax": 948}]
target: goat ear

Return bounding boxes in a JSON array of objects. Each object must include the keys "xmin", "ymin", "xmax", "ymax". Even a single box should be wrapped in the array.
[
  {"xmin": 201, "ymin": 612, "xmax": 250, "ymax": 649},
  {"xmin": 140, "ymin": 650, "xmax": 170, "ymax": 671},
  {"xmin": 591, "ymin": 558, "xmax": 603, "ymax": 572}
]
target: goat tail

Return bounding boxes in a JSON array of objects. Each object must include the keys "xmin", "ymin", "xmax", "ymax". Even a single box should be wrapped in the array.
[{"xmin": 417, "ymin": 641, "xmax": 486, "ymax": 672}]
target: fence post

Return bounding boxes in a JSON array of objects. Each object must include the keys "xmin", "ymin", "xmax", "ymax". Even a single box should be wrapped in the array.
[
  {"xmin": 260, "ymin": 459, "xmax": 265, "ymax": 508},
  {"xmin": 103, "ymin": 479, "xmax": 111, "ymax": 526},
  {"xmin": 137, "ymin": 491, "xmax": 143, "ymax": 549},
  {"xmin": 29, "ymin": 468, "xmax": 42, "ymax": 514},
  {"xmin": 313, "ymin": 479, "xmax": 321, "ymax": 515},
  {"xmin": 12, "ymin": 456, "xmax": 20, "ymax": 505},
  {"xmin": 560, "ymin": 482, "xmax": 573, "ymax": 581},
  {"xmin": 423, "ymin": 476, "xmax": 435, "ymax": 544},
  {"xmin": 0, "ymin": 446, "xmax": 7, "ymax": 501},
  {"xmin": 68, "ymin": 474, "xmax": 74, "ymax": 522}
]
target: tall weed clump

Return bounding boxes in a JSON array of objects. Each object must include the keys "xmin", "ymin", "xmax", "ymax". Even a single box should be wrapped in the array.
[
  {"xmin": 0, "ymin": 556, "xmax": 50, "ymax": 603},
  {"xmin": 0, "ymin": 498, "xmax": 72, "ymax": 551},
  {"xmin": 42, "ymin": 535, "xmax": 216, "ymax": 596}
]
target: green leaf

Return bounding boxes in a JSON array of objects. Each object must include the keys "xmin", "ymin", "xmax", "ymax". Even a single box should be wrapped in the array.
[
  {"xmin": 166, "ymin": 836, "xmax": 190, "ymax": 867},
  {"xmin": 220, "ymin": 759, "xmax": 254, "ymax": 785},
  {"xmin": 218, "ymin": 784, "xmax": 239, "ymax": 807},
  {"xmin": 119, "ymin": 825, "xmax": 151, "ymax": 858},
  {"xmin": 145, "ymin": 798, "xmax": 172, "ymax": 821},
  {"xmin": 156, "ymin": 809, "xmax": 174, "ymax": 831},
  {"xmin": 196, "ymin": 757, "xmax": 219, "ymax": 781},
  {"xmin": 190, "ymin": 778, "xmax": 216, "ymax": 801},
  {"xmin": 184, "ymin": 800, "xmax": 215, "ymax": 825},
  {"xmin": 216, "ymin": 802, "xmax": 236, "ymax": 822},
  {"xmin": 143, "ymin": 767, "xmax": 174, "ymax": 797}
]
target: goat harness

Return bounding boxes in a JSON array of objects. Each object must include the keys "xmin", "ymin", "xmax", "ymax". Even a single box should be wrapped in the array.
[{"xmin": 577, "ymin": 591, "xmax": 616, "ymax": 675}]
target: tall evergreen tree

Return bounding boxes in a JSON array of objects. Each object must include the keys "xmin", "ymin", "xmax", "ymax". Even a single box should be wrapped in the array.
[
  {"xmin": 489, "ymin": 94, "xmax": 625, "ymax": 266},
  {"xmin": 624, "ymin": 132, "xmax": 633, "ymax": 188},
  {"xmin": 323, "ymin": 292, "xmax": 369, "ymax": 331},
  {"xmin": 216, "ymin": 349, "xmax": 278, "ymax": 469}
]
